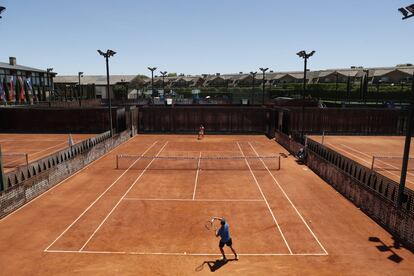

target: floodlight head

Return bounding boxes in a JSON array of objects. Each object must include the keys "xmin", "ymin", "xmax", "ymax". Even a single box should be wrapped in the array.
[
  {"xmin": 250, "ymin": 71, "xmax": 257, "ymax": 76},
  {"xmin": 107, "ymin": 49, "xmax": 116, "ymax": 57},
  {"xmin": 46, "ymin": 68, "xmax": 53, "ymax": 72},
  {"xmin": 97, "ymin": 49, "xmax": 104, "ymax": 56},
  {"xmin": 78, "ymin": 72, "xmax": 84, "ymax": 77},
  {"xmin": 399, "ymin": 4, "xmax": 414, "ymax": 19},
  {"xmin": 160, "ymin": 71, "xmax": 168, "ymax": 76},
  {"xmin": 0, "ymin": 6, "xmax": 5, "ymax": 18},
  {"xmin": 296, "ymin": 51, "xmax": 306, "ymax": 58},
  {"xmin": 259, "ymin": 67, "xmax": 269, "ymax": 72},
  {"xmin": 399, "ymin": 7, "xmax": 409, "ymax": 17},
  {"xmin": 148, "ymin": 67, "xmax": 157, "ymax": 72},
  {"xmin": 309, "ymin": 50, "xmax": 316, "ymax": 57}
]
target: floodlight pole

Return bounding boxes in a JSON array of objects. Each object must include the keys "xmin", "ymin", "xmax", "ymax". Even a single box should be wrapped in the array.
[
  {"xmin": 398, "ymin": 70, "xmax": 414, "ymax": 207},
  {"xmin": 78, "ymin": 72, "xmax": 83, "ymax": 107},
  {"xmin": 148, "ymin": 67, "xmax": 157, "ymax": 99},
  {"xmin": 259, "ymin": 67, "xmax": 268, "ymax": 105},
  {"xmin": 397, "ymin": 7, "xmax": 414, "ymax": 207},
  {"xmin": 46, "ymin": 68, "xmax": 53, "ymax": 106},
  {"xmin": 250, "ymin": 72, "xmax": 257, "ymax": 105},
  {"xmin": 121, "ymin": 78, "xmax": 128, "ymax": 109},
  {"xmin": 297, "ymin": 50, "xmax": 315, "ymax": 141},
  {"xmin": 160, "ymin": 71, "xmax": 167, "ymax": 91},
  {"xmin": 98, "ymin": 49, "xmax": 116, "ymax": 137},
  {"xmin": 335, "ymin": 72, "xmax": 339, "ymax": 104}
]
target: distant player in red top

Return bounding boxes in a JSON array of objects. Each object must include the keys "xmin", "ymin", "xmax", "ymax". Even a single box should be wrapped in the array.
[{"xmin": 198, "ymin": 124, "xmax": 205, "ymax": 140}]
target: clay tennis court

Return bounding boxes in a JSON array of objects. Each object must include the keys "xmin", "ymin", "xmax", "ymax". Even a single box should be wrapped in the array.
[
  {"xmin": 0, "ymin": 135, "xmax": 413, "ymax": 275},
  {"xmin": 0, "ymin": 133, "xmax": 95, "ymax": 172},
  {"xmin": 310, "ymin": 135, "xmax": 414, "ymax": 190}
]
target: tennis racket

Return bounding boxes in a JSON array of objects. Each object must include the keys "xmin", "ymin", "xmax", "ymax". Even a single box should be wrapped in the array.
[{"xmin": 204, "ymin": 219, "xmax": 213, "ymax": 230}]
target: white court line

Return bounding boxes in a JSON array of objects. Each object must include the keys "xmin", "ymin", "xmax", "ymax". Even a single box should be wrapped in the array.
[
  {"xmin": 29, "ymin": 140, "xmax": 68, "ymax": 158},
  {"xmin": 78, "ymin": 141, "xmax": 169, "ymax": 251},
  {"xmin": 44, "ymin": 140, "xmax": 159, "ymax": 251},
  {"xmin": 327, "ymin": 143, "xmax": 414, "ymax": 185},
  {"xmin": 236, "ymin": 142, "xmax": 293, "ymax": 255},
  {"xmin": 248, "ymin": 142, "xmax": 329, "ymax": 255},
  {"xmin": 0, "ymin": 138, "xmax": 67, "ymax": 142},
  {"xmin": 192, "ymin": 152, "xmax": 202, "ymax": 200},
  {"xmin": 123, "ymin": 198, "xmax": 264, "ymax": 202},
  {"xmin": 340, "ymin": 143, "xmax": 414, "ymax": 178},
  {"xmin": 0, "ymin": 135, "xmax": 134, "ymax": 223},
  {"xmin": 44, "ymin": 249, "xmax": 327, "ymax": 256}
]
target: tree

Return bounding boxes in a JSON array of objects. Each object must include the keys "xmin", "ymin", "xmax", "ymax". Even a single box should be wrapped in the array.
[
  {"xmin": 167, "ymin": 73, "xmax": 177, "ymax": 77},
  {"xmin": 129, "ymin": 75, "xmax": 148, "ymax": 90}
]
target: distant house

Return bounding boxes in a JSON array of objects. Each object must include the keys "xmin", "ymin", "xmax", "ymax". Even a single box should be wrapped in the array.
[
  {"xmin": 270, "ymin": 72, "xmax": 307, "ymax": 85},
  {"xmin": 315, "ymin": 69, "xmax": 362, "ymax": 83},
  {"xmin": 371, "ymin": 67, "xmax": 414, "ymax": 84},
  {"xmin": 204, "ymin": 75, "xmax": 227, "ymax": 87},
  {"xmin": 233, "ymin": 74, "xmax": 263, "ymax": 86},
  {"xmin": 54, "ymin": 75, "xmax": 136, "ymax": 99}
]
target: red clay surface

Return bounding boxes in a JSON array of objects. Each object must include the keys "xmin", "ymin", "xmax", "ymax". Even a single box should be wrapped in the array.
[
  {"xmin": 310, "ymin": 135, "xmax": 414, "ymax": 190},
  {"xmin": 0, "ymin": 135, "xmax": 413, "ymax": 275},
  {"xmin": 0, "ymin": 133, "xmax": 95, "ymax": 172}
]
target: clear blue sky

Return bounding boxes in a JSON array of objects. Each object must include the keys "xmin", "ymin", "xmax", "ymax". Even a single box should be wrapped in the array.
[{"xmin": 0, "ymin": 0, "xmax": 413, "ymax": 76}]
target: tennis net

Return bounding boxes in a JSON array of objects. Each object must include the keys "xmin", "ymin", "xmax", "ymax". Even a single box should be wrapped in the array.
[
  {"xmin": 116, "ymin": 154, "xmax": 281, "ymax": 171},
  {"xmin": 371, "ymin": 155, "xmax": 414, "ymax": 172},
  {"xmin": 1, "ymin": 152, "xmax": 29, "ymax": 168}
]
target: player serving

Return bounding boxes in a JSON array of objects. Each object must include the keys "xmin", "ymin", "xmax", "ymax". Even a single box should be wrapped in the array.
[
  {"xmin": 198, "ymin": 124, "xmax": 205, "ymax": 140},
  {"xmin": 211, "ymin": 217, "xmax": 238, "ymax": 261}
]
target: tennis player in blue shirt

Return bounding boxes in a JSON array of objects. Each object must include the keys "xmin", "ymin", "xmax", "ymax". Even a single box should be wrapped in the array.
[{"xmin": 212, "ymin": 217, "xmax": 238, "ymax": 261}]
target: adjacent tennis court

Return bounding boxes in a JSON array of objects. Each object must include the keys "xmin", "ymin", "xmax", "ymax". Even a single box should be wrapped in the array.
[
  {"xmin": 310, "ymin": 135, "xmax": 414, "ymax": 189},
  {"xmin": 0, "ymin": 135, "xmax": 413, "ymax": 275},
  {"xmin": 0, "ymin": 133, "xmax": 94, "ymax": 172}
]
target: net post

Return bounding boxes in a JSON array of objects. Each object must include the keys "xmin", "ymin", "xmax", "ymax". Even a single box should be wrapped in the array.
[
  {"xmin": 277, "ymin": 155, "xmax": 281, "ymax": 170},
  {"xmin": 371, "ymin": 156, "xmax": 375, "ymax": 170},
  {"xmin": 25, "ymin": 153, "xmax": 29, "ymax": 167},
  {"xmin": 321, "ymin": 131, "xmax": 325, "ymax": 145},
  {"xmin": 116, "ymin": 155, "xmax": 119, "ymax": 169}
]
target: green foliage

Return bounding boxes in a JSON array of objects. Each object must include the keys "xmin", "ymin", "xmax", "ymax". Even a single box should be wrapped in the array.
[
  {"xmin": 167, "ymin": 73, "xmax": 177, "ymax": 77},
  {"xmin": 129, "ymin": 75, "xmax": 148, "ymax": 89},
  {"xmin": 113, "ymin": 84, "xmax": 128, "ymax": 100}
]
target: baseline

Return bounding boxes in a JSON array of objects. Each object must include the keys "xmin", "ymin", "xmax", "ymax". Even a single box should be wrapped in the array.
[{"xmin": 44, "ymin": 249, "xmax": 327, "ymax": 256}]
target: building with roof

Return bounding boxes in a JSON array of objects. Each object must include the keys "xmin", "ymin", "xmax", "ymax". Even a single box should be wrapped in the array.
[
  {"xmin": 53, "ymin": 75, "xmax": 136, "ymax": 99},
  {"xmin": 53, "ymin": 64, "xmax": 413, "ymax": 100},
  {"xmin": 0, "ymin": 57, "xmax": 56, "ymax": 103}
]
